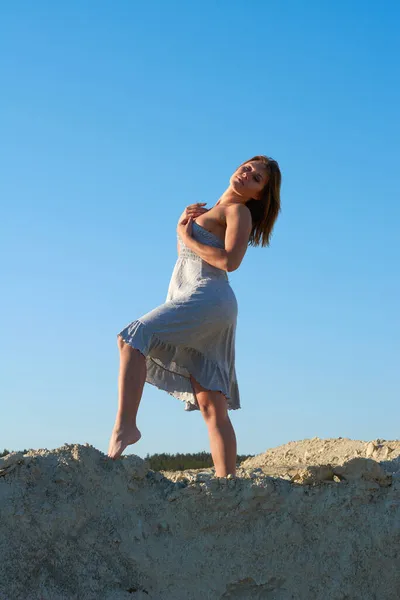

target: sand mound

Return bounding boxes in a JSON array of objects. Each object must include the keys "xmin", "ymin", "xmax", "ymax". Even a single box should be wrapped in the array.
[{"xmin": 1, "ymin": 437, "xmax": 399, "ymax": 599}]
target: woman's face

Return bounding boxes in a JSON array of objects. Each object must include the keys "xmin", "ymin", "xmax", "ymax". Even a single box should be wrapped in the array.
[{"xmin": 230, "ymin": 160, "xmax": 268, "ymax": 200}]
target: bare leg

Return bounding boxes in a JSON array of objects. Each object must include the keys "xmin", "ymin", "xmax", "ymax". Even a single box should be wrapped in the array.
[
  {"xmin": 205, "ymin": 415, "xmax": 237, "ymax": 477},
  {"xmin": 107, "ymin": 335, "xmax": 147, "ymax": 459},
  {"xmin": 190, "ymin": 374, "xmax": 237, "ymax": 477}
]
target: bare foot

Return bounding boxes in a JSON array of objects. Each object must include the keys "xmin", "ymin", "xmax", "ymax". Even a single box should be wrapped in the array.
[{"xmin": 107, "ymin": 423, "xmax": 142, "ymax": 459}]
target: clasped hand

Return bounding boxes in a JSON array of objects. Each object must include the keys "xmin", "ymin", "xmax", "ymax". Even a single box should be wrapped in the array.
[{"xmin": 177, "ymin": 202, "xmax": 209, "ymax": 241}]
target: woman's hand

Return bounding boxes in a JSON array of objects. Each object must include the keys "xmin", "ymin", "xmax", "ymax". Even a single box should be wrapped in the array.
[
  {"xmin": 177, "ymin": 215, "xmax": 194, "ymax": 242},
  {"xmin": 176, "ymin": 202, "xmax": 209, "ymax": 241}
]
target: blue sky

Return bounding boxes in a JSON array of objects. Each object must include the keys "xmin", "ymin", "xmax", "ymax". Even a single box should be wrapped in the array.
[{"xmin": 1, "ymin": 1, "xmax": 399, "ymax": 460}]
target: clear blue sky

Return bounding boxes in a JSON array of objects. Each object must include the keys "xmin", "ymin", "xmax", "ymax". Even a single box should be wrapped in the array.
[{"xmin": 1, "ymin": 1, "xmax": 399, "ymax": 459}]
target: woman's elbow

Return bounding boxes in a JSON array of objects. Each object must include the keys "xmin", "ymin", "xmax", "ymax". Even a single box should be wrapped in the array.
[{"xmin": 226, "ymin": 259, "xmax": 240, "ymax": 273}]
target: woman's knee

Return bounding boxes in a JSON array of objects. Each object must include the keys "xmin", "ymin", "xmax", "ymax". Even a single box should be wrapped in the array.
[
  {"xmin": 117, "ymin": 335, "xmax": 126, "ymax": 351},
  {"xmin": 117, "ymin": 336, "xmax": 144, "ymax": 359},
  {"xmin": 190, "ymin": 375, "xmax": 228, "ymax": 421},
  {"xmin": 202, "ymin": 404, "xmax": 228, "ymax": 425}
]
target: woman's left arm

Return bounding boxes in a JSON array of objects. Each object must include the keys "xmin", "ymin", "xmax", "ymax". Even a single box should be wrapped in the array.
[
  {"xmin": 223, "ymin": 204, "xmax": 253, "ymax": 272},
  {"xmin": 183, "ymin": 236, "xmax": 228, "ymax": 271},
  {"xmin": 182, "ymin": 205, "xmax": 252, "ymax": 272}
]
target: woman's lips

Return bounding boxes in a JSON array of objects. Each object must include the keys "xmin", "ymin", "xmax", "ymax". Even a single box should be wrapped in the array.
[{"xmin": 237, "ymin": 176, "xmax": 244, "ymax": 185}]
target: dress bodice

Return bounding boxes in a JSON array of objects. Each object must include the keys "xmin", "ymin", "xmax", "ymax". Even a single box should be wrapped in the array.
[{"xmin": 176, "ymin": 221, "xmax": 228, "ymax": 281}]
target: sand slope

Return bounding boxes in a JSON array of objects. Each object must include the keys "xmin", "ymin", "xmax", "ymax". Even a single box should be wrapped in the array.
[{"xmin": 1, "ymin": 437, "xmax": 399, "ymax": 600}]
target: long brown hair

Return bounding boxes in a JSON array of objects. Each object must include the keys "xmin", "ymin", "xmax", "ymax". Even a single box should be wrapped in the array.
[{"xmin": 238, "ymin": 155, "xmax": 281, "ymax": 247}]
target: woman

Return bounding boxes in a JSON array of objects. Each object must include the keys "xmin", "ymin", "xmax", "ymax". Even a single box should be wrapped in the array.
[{"xmin": 108, "ymin": 155, "xmax": 281, "ymax": 476}]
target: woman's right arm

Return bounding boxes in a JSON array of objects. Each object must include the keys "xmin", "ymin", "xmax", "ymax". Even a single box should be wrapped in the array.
[{"xmin": 176, "ymin": 202, "xmax": 208, "ymax": 258}]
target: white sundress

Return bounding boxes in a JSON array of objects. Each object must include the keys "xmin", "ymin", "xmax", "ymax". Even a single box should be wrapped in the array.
[{"xmin": 117, "ymin": 221, "xmax": 240, "ymax": 412}]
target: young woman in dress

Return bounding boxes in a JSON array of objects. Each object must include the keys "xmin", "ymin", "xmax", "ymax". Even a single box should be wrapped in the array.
[{"xmin": 108, "ymin": 155, "xmax": 281, "ymax": 477}]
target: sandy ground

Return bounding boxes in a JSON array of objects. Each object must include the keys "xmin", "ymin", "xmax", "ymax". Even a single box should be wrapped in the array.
[{"xmin": 1, "ymin": 436, "xmax": 399, "ymax": 599}]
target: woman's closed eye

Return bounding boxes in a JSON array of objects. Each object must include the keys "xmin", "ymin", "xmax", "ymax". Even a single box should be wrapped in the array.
[
  {"xmin": 245, "ymin": 166, "xmax": 261, "ymax": 182},
  {"xmin": 241, "ymin": 165, "xmax": 262, "ymax": 182}
]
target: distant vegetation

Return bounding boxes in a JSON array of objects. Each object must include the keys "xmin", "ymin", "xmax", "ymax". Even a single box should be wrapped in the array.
[
  {"xmin": 144, "ymin": 451, "xmax": 255, "ymax": 471},
  {"xmin": 1, "ymin": 448, "xmax": 31, "ymax": 458},
  {"xmin": 0, "ymin": 447, "xmax": 254, "ymax": 469}
]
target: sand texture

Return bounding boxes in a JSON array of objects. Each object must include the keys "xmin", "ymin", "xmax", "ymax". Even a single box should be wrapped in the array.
[{"xmin": 1, "ymin": 436, "xmax": 399, "ymax": 599}]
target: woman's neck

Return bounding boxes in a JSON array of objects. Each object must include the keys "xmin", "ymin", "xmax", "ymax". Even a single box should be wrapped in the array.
[{"xmin": 215, "ymin": 186, "xmax": 246, "ymax": 207}]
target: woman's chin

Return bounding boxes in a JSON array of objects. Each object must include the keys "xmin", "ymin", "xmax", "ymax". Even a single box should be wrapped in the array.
[{"xmin": 230, "ymin": 180, "xmax": 243, "ymax": 194}]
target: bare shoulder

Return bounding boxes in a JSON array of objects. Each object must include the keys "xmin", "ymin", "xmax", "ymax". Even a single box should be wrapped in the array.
[{"xmin": 225, "ymin": 203, "xmax": 252, "ymax": 231}]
